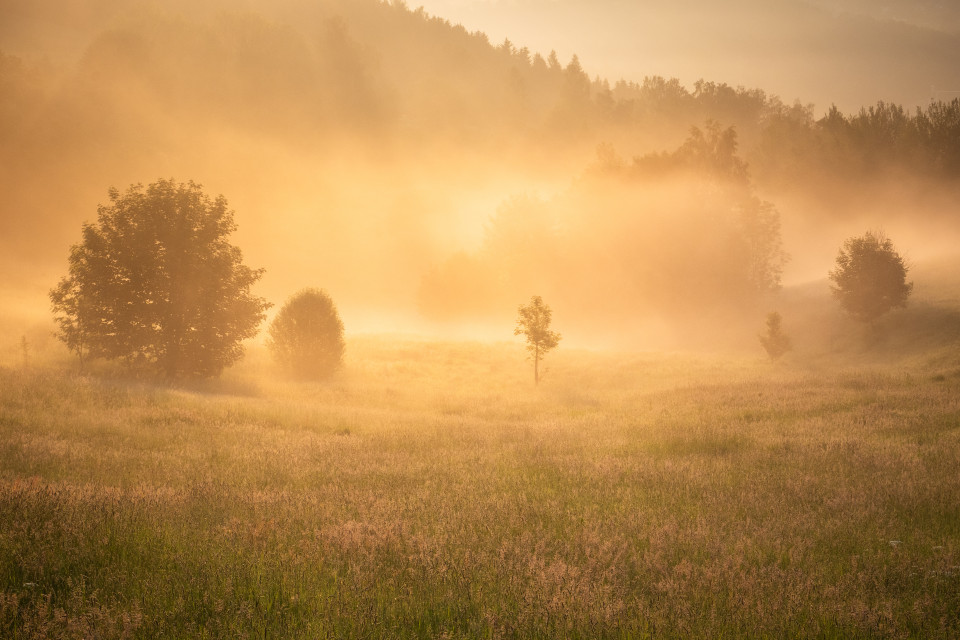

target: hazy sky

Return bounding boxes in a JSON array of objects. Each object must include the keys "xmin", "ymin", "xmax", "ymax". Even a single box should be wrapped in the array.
[
  {"xmin": 413, "ymin": 0, "xmax": 960, "ymax": 113},
  {"xmin": 2, "ymin": 0, "xmax": 958, "ymax": 349}
]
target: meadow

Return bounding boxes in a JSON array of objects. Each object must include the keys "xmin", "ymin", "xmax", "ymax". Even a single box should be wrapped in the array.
[{"xmin": 2, "ymin": 331, "xmax": 959, "ymax": 639}]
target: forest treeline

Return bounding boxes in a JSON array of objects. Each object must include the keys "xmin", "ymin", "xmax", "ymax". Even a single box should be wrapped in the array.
[
  {"xmin": 2, "ymin": 0, "xmax": 958, "ymax": 338},
  {"xmin": 4, "ymin": 1, "xmax": 959, "ymax": 166}
]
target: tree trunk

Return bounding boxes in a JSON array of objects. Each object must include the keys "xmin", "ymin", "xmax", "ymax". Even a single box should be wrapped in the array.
[{"xmin": 534, "ymin": 344, "xmax": 540, "ymax": 385}]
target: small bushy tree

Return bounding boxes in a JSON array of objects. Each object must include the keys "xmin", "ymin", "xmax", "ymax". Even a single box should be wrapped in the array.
[
  {"xmin": 514, "ymin": 295, "xmax": 561, "ymax": 385},
  {"xmin": 829, "ymin": 231, "xmax": 912, "ymax": 325},
  {"xmin": 267, "ymin": 288, "xmax": 345, "ymax": 379},
  {"xmin": 758, "ymin": 311, "xmax": 791, "ymax": 360},
  {"xmin": 50, "ymin": 179, "xmax": 270, "ymax": 377}
]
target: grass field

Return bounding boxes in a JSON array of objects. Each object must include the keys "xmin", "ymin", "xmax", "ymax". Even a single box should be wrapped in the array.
[{"xmin": 2, "ymin": 333, "xmax": 960, "ymax": 638}]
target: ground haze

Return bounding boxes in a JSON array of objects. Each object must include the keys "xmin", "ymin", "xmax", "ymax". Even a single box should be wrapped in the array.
[{"xmin": 2, "ymin": 0, "xmax": 960, "ymax": 637}]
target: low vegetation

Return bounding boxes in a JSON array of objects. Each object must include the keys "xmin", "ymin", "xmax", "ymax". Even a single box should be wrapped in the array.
[
  {"xmin": 2, "ymin": 4, "xmax": 959, "ymax": 637},
  {"xmin": 2, "ymin": 338, "xmax": 959, "ymax": 638},
  {"xmin": 758, "ymin": 311, "xmax": 792, "ymax": 360},
  {"xmin": 267, "ymin": 288, "xmax": 345, "ymax": 380}
]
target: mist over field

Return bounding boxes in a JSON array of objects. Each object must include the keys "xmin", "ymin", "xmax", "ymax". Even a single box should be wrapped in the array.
[
  {"xmin": 2, "ymin": 0, "xmax": 960, "ymax": 637},
  {"xmin": 2, "ymin": 0, "xmax": 959, "ymax": 352}
]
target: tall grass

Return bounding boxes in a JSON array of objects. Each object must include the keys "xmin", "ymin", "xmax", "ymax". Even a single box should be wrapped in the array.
[{"xmin": 2, "ymin": 340, "xmax": 959, "ymax": 638}]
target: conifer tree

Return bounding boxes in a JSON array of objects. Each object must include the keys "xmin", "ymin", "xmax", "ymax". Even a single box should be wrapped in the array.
[{"xmin": 759, "ymin": 311, "xmax": 791, "ymax": 360}]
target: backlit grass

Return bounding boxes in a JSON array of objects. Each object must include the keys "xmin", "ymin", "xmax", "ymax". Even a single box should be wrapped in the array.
[{"xmin": 2, "ymin": 340, "xmax": 959, "ymax": 638}]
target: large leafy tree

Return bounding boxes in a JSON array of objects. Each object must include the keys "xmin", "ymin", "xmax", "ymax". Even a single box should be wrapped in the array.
[
  {"xmin": 267, "ymin": 288, "xmax": 345, "ymax": 380},
  {"xmin": 50, "ymin": 179, "xmax": 270, "ymax": 377},
  {"xmin": 514, "ymin": 295, "xmax": 561, "ymax": 385},
  {"xmin": 828, "ymin": 231, "xmax": 912, "ymax": 325}
]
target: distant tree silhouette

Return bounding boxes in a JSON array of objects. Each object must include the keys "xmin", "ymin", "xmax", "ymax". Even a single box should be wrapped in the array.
[
  {"xmin": 758, "ymin": 311, "xmax": 791, "ymax": 360},
  {"xmin": 514, "ymin": 295, "xmax": 561, "ymax": 385},
  {"xmin": 267, "ymin": 289, "xmax": 345, "ymax": 379},
  {"xmin": 50, "ymin": 179, "xmax": 270, "ymax": 377},
  {"xmin": 675, "ymin": 121, "xmax": 749, "ymax": 184},
  {"xmin": 829, "ymin": 231, "xmax": 912, "ymax": 325},
  {"xmin": 621, "ymin": 127, "xmax": 788, "ymax": 300},
  {"xmin": 531, "ymin": 52, "xmax": 547, "ymax": 73},
  {"xmin": 734, "ymin": 196, "xmax": 787, "ymax": 295},
  {"xmin": 547, "ymin": 50, "xmax": 561, "ymax": 72}
]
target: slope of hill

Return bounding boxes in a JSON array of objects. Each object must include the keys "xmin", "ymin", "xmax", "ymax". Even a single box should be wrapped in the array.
[
  {"xmin": 813, "ymin": 0, "xmax": 960, "ymax": 33},
  {"xmin": 413, "ymin": 0, "xmax": 960, "ymax": 112},
  {"xmin": 769, "ymin": 253, "xmax": 960, "ymax": 368},
  {"xmin": 1, "ymin": 0, "xmax": 958, "ymax": 351}
]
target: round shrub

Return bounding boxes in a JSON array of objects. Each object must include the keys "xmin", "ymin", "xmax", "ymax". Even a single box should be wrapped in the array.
[{"xmin": 267, "ymin": 289, "xmax": 345, "ymax": 379}]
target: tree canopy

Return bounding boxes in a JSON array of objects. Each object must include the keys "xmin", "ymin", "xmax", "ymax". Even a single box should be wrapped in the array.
[
  {"xmin": 50, "ymin": 179, "xmax": 270, "ymax": 377},
  {"xmin": 828, "ymin": 231, "xmax": 912, "ymax": 324},
  {"xmin": 419, "ymin": 126, "xmax": 788, "ymax": 327},
  {"xmin": 758, "ymin": 311, "xmax": 791, "ymax": 360},
  {"xmin": 515, "ymin": 295, "xmax": 561, "ymax": 385},
  {"xmin": 267, "ymin": 288, "xmax": 345, "ymax": 379}
]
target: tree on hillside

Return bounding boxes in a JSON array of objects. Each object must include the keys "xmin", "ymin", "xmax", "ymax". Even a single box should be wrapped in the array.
[
  {"xmin": 758, "ymin": 311, "xmax": 792, "ymax": 360},
  {"xmin": 828, "ymin": 231, "xmax": 912, "ymax": 325},
  {"xmin": 514, "ymin": 295, "xmax": 561, "ymax": 385},
  {"xmin": 50, "ymin": 179, "xmax": 270, "ymax": 378},
  {"xmin": 675, "ymin": 120, "xmax": 749, "ymax": 185},
  {"xmin": 613, "ymin": 128, "xmax": 788, "ymax": 300},
  {"xmin": 734, "ymin": 196, "xmax": 788, "ymax": 296},
  {"xmin": 267, "ymin": 288, "xmax": 345, "ymax": 379}
]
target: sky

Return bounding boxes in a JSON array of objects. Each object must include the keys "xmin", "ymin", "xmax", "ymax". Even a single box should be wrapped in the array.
[{"xmin": 412, "ymin": 0, "xmax": 960, "ymax": 113}]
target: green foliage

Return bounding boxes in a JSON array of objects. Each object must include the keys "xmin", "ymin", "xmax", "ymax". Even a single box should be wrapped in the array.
[
  {"xmin": 759, "ymin": 311, "xmax": 792, "ymax": 360},
  {"xmin": 49, "ymin": 179, "xmax": 270, "ymax": 378},
  {"xmin": 2, "ymin": 347, "xmax": 960, "ymax": 638},
  {"xmin": 267, "ymin": 288, "xmax": 345, "ymax": 380},
  {"xmin": 829, "ymin": 231, "xmax": 913, "ymax": 324},
  {"xmin": 514, "ymin": 295, "xmax": 561, "ymax": 384}
]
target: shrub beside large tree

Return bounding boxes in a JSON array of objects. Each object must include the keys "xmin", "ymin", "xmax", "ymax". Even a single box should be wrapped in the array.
[
  {"xmin": 50, "ymin": 179, "xmax": 270, "ymax": 377},
  {"xmin": 828, "ymin": 231, "xmax": 912, "ymax": 325},
  {"xmin": 267, "ymin": 289, "xmax": 345, "ymax": 379}
]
